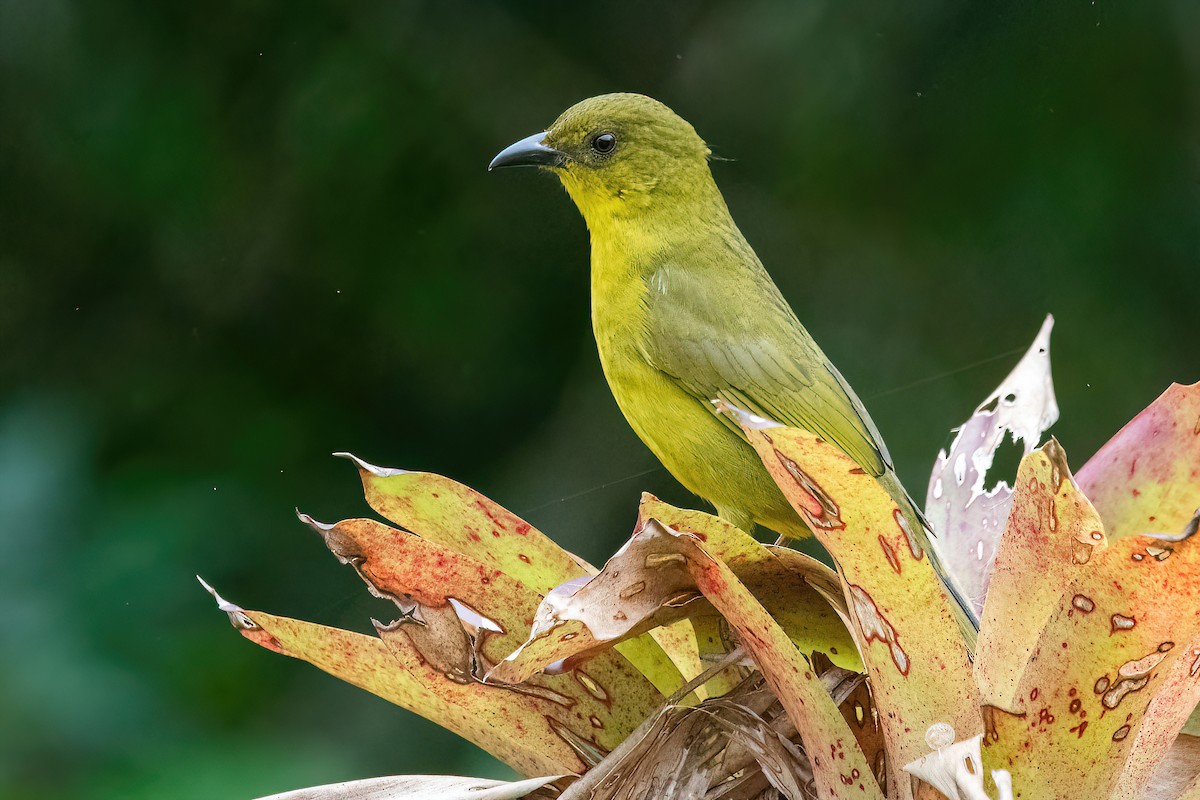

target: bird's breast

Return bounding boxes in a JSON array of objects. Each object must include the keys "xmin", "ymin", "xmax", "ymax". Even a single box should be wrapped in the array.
[{"xmin": 590, "ymin": 266, "xmax": 738, "ymax": 500}]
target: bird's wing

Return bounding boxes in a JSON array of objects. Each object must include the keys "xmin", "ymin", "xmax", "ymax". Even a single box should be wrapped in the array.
[{"xmin": 642, "ymin": 260, "xmax": 892, "ymax": 477}]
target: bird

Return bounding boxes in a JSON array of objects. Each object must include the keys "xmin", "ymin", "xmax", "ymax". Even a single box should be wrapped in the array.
[{"xmin": 490, "ymin": 93, "xmax": 975, "ymax": 634}]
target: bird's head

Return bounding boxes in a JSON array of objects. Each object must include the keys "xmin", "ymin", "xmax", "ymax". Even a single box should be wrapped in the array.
[{"xmin": 490, "ymin": 93, "xmax": 714, "ymax": 224}]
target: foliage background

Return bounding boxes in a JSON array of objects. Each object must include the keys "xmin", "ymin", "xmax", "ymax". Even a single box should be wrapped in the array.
[{"xmin": 2, "ymin": 1, "xmax": 1197, "ymax": 798}]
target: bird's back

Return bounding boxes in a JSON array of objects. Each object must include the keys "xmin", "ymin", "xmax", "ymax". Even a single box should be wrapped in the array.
[
  {"xmin": 640, "ymin": 220, "xmax": 892, "ymax": 477},
  {"xmin": 589, "ymin": 207, "xmax": 892, "ymax": 536}
]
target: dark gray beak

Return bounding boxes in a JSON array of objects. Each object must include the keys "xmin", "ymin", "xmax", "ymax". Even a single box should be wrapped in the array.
[{"xmin": 488, "ymin": 132, "xmax": 567, "ymax": 171}]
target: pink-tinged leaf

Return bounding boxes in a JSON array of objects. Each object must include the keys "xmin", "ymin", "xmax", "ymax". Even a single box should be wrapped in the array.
[
  {"xmin": 975, "ymin": 441, "xmax": 1108, "ymax": 710},
  {"xmin": 1111, "ymin": 650, "xmax": 1200, "ymax": 800},
  {"xmin": 980, "ymin": 512, "xmax": 1200, "ymax": 797},
  {"xmin": 199, "ymin": 585, "xmax": 583, "ymax": 776},
  {"xmin": 254, "ymin": 773, "xmax": 566, "ymax": 800},
  {"xmin": 1076, "ymin": 382, "xmax": 1200, "ymax": 541},
  {"xmin": 732, "ymin": 415, "xmax": 981, "ymax": 800},
  {"xmin": 335, "ymin": 454, "xmax": 690, "ymax": 694},
  {"xmin": 924, "ymin": 315, "xmax": 1059, "ymax": 618},
  {"xmin": 303, "ymin": 516, "xmax": 663, "ymax": 756},
  {"xmin": 490, "ymin": 496, "xmax": 860, "ymax": 686}
]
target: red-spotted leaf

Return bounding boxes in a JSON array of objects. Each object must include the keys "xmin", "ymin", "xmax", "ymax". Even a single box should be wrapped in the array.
[
  {"xmin": 305, "ymin": 516, "xmax": 662, "ymax": 753},
  {"xmin": 199, "ymin": 584, "xmax": 582, "ymax": 777},
  {"xmin": 980, "ymin": 516, "xmax": 1200, "ymax": 798},
  {"xmin": 975, "ymin": 440, "xmax": 1107, "ymax": 710},
  {"xmin": 729, "ymin": 408, "xmax": 981, "ymax": 800},
  {"xmin": 334, "ymin": 453, "xmax": 586, "ymax": 594},
  {"xmin": 334, "ymin": 453, "xmax": 691, "ymax": 694},
  {"xmin": 490, "ymin": 495, "xmax": 860, "ymax": 686},
  {"xmin": 1111, "ymin": 651, "xmax": 1200, "ymax": 800}
]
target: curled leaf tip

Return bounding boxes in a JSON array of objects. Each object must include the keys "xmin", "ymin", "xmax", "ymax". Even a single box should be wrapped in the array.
[
  {"xmin": 196, "ymin": 576, "xmax": 258, "ymax": 630},
  {"xmin": 710, "ymin": 398, "xmax": 781, "ymax": 430},
  {"xmin": 331, "ymin": 451, "xmax": 408, "ymax": 477},
  {"xmin": 1144, "ymin": 507, "xmax": 1200, "ymax": 542},
  {"xmin": 447, "ymin": 597, "xmax": 505, "ymax": 635},
  {"xmin": 295, "ymin": 508, "xmax": 336, "ymax": 533}
]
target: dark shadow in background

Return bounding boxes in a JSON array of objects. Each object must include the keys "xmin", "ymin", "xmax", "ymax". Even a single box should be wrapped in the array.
[{"xmin": 1, "ymin": 1, "xmax": 1197, "ymax": 797}]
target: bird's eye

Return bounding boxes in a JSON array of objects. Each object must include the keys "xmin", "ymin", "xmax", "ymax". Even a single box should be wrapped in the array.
[{"xmin": 591, "ymin": 132, "xmax": 617, "ymax": 155}]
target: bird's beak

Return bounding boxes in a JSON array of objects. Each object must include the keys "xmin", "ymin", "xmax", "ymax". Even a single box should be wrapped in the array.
[{"xmin": 488, "ymin": 131, "xmax": 567, "ymax": 171}]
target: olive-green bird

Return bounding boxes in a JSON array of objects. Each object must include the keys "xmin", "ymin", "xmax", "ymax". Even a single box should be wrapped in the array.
[{"xmin": 490, "ymin": 93, "xmax": 974, "ymax": 631}]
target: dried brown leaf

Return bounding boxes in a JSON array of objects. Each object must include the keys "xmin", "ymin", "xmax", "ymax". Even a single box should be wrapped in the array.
[
  {"xmin": 492, "ymin": 496, "xmax": 859, "ymax": 686},
  {"xmin": 335, "ymin": 454, "xmax": 692, "ymax": 693}
]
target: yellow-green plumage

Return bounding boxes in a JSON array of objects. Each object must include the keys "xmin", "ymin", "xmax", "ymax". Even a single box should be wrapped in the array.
[
  {"xmin": 492, "ymin": 93, "xmax": 979, "ymax": 642},
  {"xmin": 500, "ymin": 92, "xmax": 901, "ymax": 540}
]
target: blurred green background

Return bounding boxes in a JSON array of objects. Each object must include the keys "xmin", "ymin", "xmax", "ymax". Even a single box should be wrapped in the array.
[{"xmin": 1, "ymin": 1, "xmax": 1197, "ymax": 797}]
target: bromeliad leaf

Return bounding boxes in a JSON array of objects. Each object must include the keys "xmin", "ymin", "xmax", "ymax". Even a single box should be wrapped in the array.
[
  {"xmin": 198, "ymin": 589, "xmax": 579, "ymax": 777},
  {"xmin": 199, "ymin": 515, "xmax": 666, "ymax": 776},
  {"xmin": 490, "ymin": 495, "xmax": 860, "ymax": 686},
  {"xmin": 1111, "ymin": 660, "xmax": 1200, "ymax": 800},
  {"xmin": 253, "ymin": 773, "xmax": 565, "ymax": 800},
  {"xmin": 974, "ymin": 440, "xmax": 1107, "ymax": 710},
  {"xmin": 979, "ymin": 495, "xmax": 1200, "ymax": 797},
  {"xmin": 1073, "ymin": 383, "xmax": 1200, "ymax": 743},
  {"xmin": 500, "ymin": 516, "xmax": 883, "ymax": 798},
  {"xmin": 1075, "ymin": 381, "xmax": 1200, "ymax": 541},
  {"xmin": 727, "ymin": 405, "xmax": 981, "ymax": 800},
  {"xmin": 924, "ymin": 315, "xmax": 1059, "ymax": 618},
  {"xmin": 333, "ymin": 453, "xmax": 588, "ymax": 593},
  {"xmin": 334, "ymin": 453, "xmax": 691, "ymax": 694}
]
